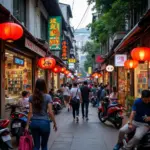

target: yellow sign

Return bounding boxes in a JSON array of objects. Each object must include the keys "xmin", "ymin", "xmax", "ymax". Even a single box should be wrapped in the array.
[
  {"xmin": 88, "ymin": 67, "xmax": 92, "ymax": 74},
  {"xmin": 68, "ymin": 58, "xmax": 76, "ymax": 63},
  {"xmin": 78, "ymin": 73, "xmax": 82, "ymax": 76}
]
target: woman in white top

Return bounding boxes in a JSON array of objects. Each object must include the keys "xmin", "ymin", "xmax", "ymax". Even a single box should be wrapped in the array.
[
  {"xmin": 70, "ymin": 83, "xmax": 82, "ymax": 122},
  {"xmin": 63, "ymin": 83, "xmax": 71, "ymax": 111},
  {"xmin": 109, "ymin": 86, "xmax": 118, "ymax": 104}
]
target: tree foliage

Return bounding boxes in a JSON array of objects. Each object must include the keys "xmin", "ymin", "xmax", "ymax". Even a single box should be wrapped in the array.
[
  {"xmin": 81, "ymin": 41, "xmax": 100, "ymax": 71},
  {"xmin": 88, "ymin": 0, "xmax": 144, "ymax": 43}
]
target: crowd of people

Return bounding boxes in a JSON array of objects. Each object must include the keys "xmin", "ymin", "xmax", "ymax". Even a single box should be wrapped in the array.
[
  {"xmin": 59, "ymin": 81, "xmax": 118, "ymax": 122},
  {"xmin": 17, "ymin": 78, "xmax": 150, "ymax": 150}
]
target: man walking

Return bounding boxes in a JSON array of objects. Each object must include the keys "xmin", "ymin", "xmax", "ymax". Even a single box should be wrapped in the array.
[{"xmin": 80, "ymin": 81, "xmax": 91, "ymax": 121}]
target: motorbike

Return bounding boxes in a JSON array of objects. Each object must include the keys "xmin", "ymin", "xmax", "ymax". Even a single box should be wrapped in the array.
[
  {"xmin": 0, "ymin": 119, "xmax": 13, "ymax": 150},
  {"xmin": 90, "ymin": 96, "xmax": 97, "ymax": 107},
  {"xmin": 5, "ymin": 103, "xmax": 28, "ymax": 144},
  {"xmin": 53, "ymin": 97, "xmax": 62, "ymax": 114},
  {"xmin": 121, "ymin": 130, "xmax": 150, "ymax": 150},
  {"xmin": 98, "ymin": 97, "xmax": 123, "ymax": 129}
]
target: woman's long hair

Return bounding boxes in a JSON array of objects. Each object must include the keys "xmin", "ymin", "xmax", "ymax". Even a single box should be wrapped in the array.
[{"xmin": 32, "ymin": 78, "xmax": 47, "ymax": 112}]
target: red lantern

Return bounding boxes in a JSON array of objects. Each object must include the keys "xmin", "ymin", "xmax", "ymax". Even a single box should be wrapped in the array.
[
  {"xmin": 52, "ymin": 66, "xmax": 60, "ymax": 73},
  {"xmin": 61, "ymin": 67, "xmax": 66, "ymax": 73},
  {"xmin": 131, "ymin": 47, "xmax": 150, "ymax": 61},
  {"xmin": 0, "ymin": 22, "xmax": 23, "ymax": 42},
  {"xmin": 38, "ymin": 57, "xmax": 56, "ymax": 69},
  {"xmin": 124, "ymin": 59, "xmax": 138, "ymax": 69},
  {"xmin": 64, "ymin": 70, "xmax": 70, "ymax": 75}
]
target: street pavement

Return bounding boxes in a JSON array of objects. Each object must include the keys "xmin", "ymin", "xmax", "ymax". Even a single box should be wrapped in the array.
[{"xmin": 48, "ymin": 105, "xmax": 127, "ymax": 150}]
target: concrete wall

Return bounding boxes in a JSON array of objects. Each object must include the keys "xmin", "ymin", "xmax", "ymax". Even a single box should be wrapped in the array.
[
  {"xmin": 59, "ymin": 4, "xmax": 68, "ymax": 24},
  {"xmin": 0, "ymin": 0, "xmax": 48, "ymax": 39},
  {"xmin": 0, "ymin": 0, "xmax": 13, "ymax": 13}
]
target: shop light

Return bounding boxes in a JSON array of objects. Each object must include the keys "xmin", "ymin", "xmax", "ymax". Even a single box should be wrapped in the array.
[
  {"xmin": 0, "ymin": 22, "xmax": 23, "ymax": 42},
  {"xmin": 131, "ymin": 47, "xmax": 150, "ymax": 62},
  {"xmin": 124, "ymin": 59, "xmax": 138, "ymax": 69}
]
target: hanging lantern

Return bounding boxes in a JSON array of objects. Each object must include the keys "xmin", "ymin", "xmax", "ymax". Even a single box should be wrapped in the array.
[
  {"xmin": 61, "ymin": 67, "xmax": 66, "ymax": 73},
  {"xmin": 124, "ymin": 59, "xmax": 138, "ymax": 69},
  {"xmin": 38, "ymin": 57, "xmax": 56, "ymax": 69},
  {"xmin": 52, "ymin": 66, "xmax": 60, "ymax": 73},
  {"xmin": 64, "ymin": 70, "xmax": 70, "ymax": 75},
  {"xmin": 0, "ymin": 22, "xmax": 23, "ymax": 42},
  {"xmin": 131, "ymin": 47, "xmax": 150, "ymax": 61}
]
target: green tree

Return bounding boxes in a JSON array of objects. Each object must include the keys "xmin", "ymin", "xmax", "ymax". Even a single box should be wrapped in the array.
[
  {"xmin": 81, "ymin": 41, "xmax": 100, "ymax": 72},
  {"xmin": 89, "ymin": 0, "xmax": 144, "ymax": 43}
]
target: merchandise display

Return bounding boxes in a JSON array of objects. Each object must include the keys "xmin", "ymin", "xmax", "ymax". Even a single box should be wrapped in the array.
[{"xmin": 5, "ymin": 50, "xmax": 32, "ymax": 100}]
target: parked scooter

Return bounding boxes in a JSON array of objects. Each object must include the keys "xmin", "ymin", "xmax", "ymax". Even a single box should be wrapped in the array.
[
  {"xmin": 121, "ymin": 130, "xmax": 150, "ymax": 150},
  {"xmin": 98, "ymin": 96, "xmax": 123, "ymax": 129},
  {"xmin": 5, "ymin": 103, "xmax": 28, "ymax": 144},
  {"xmin": 53, "ymin": 97, "xmax": 62, "ymax": 114},
  {"xmin": 0, "ymin": 119, "xmax": 13, "ymax": 150}
]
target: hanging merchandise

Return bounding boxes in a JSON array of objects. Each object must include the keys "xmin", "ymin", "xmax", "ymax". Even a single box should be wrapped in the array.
[
  {"xmin": 38, "ymin": 57, "xmax": 56, "ymax": 69},
  {"xmin": 0, "ymin": 22, "xmax": 23, "ymax": 42},
  {"xmin": 131, "ymin": 47, "xmax": 150, "ymax": 61},
  {"xmin": 124, "ymin": 59, "xmax": 138, "ymax": 69}
]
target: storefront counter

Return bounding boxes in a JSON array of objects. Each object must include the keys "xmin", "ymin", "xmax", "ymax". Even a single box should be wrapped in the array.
[{"xmin": 5, "ymin": 95, "xmax": 20, "ymax": 104}]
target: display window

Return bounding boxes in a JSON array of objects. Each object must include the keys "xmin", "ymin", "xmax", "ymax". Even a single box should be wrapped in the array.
[
  {"xmin": 5, "ymin": 50, "xmax": 32, "ymax": 100},
  {"xmin": 134, "ymin": 62, "xmax": 148, "ymax": 98},
  {"xmin": 38, "ymin": 68, "xmax": 45, "ymax": 79}
]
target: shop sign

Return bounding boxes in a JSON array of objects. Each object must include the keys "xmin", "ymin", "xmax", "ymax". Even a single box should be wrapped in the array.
[
  {"xmin": 68, "ymin": 63, "xmax": 74, "ymax": 69},
  {"xmin": 106, "ymin": 65, "xmax": 114, "ymax": 72},
  {"xmin": 68, "ymin": 58, "xmax": 76, "ymax": 63},
  {"xmin": 115, "ymin": 54, "xmax": 127, "ymax": 67},
  {"xmin": 48, "ymin": 16, "xmax": 62, "ymax": 50},
  {"xmin": 95, "ymin": 55, "xmax": 104, "ymax": 63},
  {"xmin": 61, "ymin": 40, "xmax": 68, "ymax": 61},
  {"xmin": 13, "ymin": 56, "xmax": 24, "ymax": 66},
  {"xmin": 88, "ymin": 67, "xmax": 92, "ymax": 74},
  {"xmin": 25, "ymin": 38, "xmax": 46, "ymax": 57}
]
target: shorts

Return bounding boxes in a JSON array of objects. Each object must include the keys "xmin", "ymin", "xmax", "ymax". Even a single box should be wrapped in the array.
[{"xmin": 64, "ymin": 95, "xmax": 70, "ymax": 103}]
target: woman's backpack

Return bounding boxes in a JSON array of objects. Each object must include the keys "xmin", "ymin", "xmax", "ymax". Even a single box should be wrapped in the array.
[{"xmin": 18, "ymin": 131, "xmax": 33, "ymax": 150}]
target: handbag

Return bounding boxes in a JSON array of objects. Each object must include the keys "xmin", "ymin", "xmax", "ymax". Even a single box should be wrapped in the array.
[
  {"xmin": 18, "ymin": 130, "xmax": 33, "ymax": 150},
  {"xmin": 71, "ymin": 89, "xmax": 79, "ymax": 105}
]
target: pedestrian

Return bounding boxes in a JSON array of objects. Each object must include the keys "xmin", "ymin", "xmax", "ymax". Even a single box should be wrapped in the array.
[
  {"xmin": 70, "ymin": 83, "xmax": 82, "ymax": 122},
  {"xmin": 80, "ymin": 81, "xmax": 91, "ymax": 120},
  {"xmin": 63, "ymin": 83, "xmax": 71, "ymax": 111},
  {"xmin": 18, "ymin": 91, "xmax": 29, "ymax": 112},
  {"xmin": 113, "ymin": 90, "xmax": 150, "ymax": 150},
  {"xmin": 96, "ymin": 83, "xmax": 103, "ymax": 107},
  {"xmin": 26, "ymin": 78, "xmax": 57, "ymax": 150},
  {"xmin": 109, "ymin": 86, "xmax": 118, "ymax": 104},
  {"xmin": 49, "ymin": 88, "xmax": 54, "ymax": 100}
]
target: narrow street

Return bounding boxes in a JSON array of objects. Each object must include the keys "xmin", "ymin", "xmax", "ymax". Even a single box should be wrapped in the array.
[{"xmin": 48, "ymin": 105, "xmax": 121, "ymax": 150}]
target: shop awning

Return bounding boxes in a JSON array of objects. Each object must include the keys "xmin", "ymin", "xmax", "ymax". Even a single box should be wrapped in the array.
[{"xmin": 42, "ymin": 0, "xmax": 67, "ymax": 31}]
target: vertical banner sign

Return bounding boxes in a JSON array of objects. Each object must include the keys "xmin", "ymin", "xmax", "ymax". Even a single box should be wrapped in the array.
[
  {"xmin": 62, "ymin": 40, "xmax": 68, "ymax": 61},
  {"xmin": 88, "ymin": 67, "xmax": 92, "ymax": 74},
  {"xmin": 48, "ymin": 16, "xmax": 62, "ymax": 50}
]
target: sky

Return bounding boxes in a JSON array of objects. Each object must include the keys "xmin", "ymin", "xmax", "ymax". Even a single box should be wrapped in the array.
[{"xmin": 59, "ymin": 0, "xmax": 94, "ymax": 29}]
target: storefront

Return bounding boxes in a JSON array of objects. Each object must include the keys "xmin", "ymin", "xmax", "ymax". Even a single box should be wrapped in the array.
[
  {"xmin": 117, "ymin": 67, "xmax": 129, "ymax": 105},
  {"xmin": 5, "ymin": 49, "xmax": 33, "ymax": 103},
  {"xmin": 134, "ymin": 62, "xmax": 148, "ymax": 98}
]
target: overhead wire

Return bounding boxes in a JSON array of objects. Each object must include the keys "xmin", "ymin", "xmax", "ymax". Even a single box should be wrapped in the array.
[
  {"xmin": 72, "ymin": 0, "xmax": 75, "ymax": 11},
  {"xmin": 74, "ymin": 5, "xmax": 90, "ymax": 31}
]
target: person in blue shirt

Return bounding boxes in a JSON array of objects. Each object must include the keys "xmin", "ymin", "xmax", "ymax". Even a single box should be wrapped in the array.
[{"xmin": 114, "ymin": 90, "xmax": 150, "ymax": 150}]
